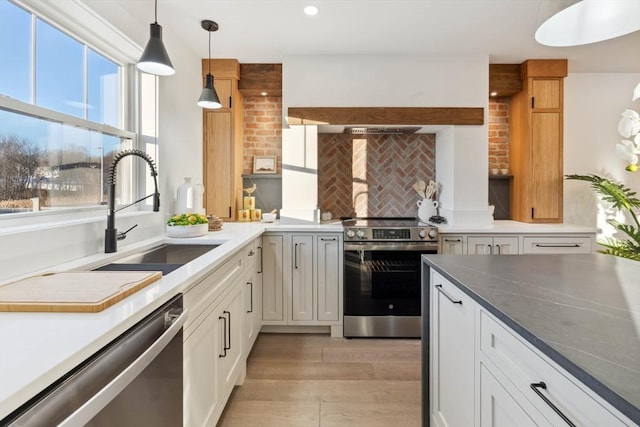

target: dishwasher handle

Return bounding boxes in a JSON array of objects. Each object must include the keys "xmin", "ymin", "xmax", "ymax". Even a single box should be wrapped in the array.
[{"xmin": 58, "ymin": 308, "xmax": 188, "ymax": 427}]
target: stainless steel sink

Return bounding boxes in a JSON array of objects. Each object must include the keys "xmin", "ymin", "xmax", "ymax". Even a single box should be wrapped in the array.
[{"xmin": 93, "ymin": 244, "xmax": 219, "ymax": 275}]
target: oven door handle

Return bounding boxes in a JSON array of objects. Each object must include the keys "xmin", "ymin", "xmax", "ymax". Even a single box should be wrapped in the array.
[
  {"xmin": 57, "ymin": 308, "xmax": 188, "ymax": 427},
  {"xmin": 344, "ymin": 242, "xmax": 438, "ymax": 251}
]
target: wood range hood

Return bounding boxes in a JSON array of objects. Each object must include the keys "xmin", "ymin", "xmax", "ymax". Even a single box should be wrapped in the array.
[{"xmin": 286, "ymin": 106, "xmax": 484, "ymax": 131}]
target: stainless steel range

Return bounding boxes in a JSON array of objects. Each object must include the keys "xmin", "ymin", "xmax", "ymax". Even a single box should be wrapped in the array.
[{"xmin": 342, "ymin": 217, "xmax": 438, "ymax": 338}]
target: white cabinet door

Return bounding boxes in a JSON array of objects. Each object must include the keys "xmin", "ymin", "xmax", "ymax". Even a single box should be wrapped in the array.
[
  {"xmin": 430, "ymin": 271, "xmax": 475, "ymax": 427},
  {"xmin": 183, "ymin": 311, "xmax": 219, "ymax": 427},
  {"xmin": 468, "ymin": 236, "xmax": 519, "ymax": 255},
  {"xmin": 291, "ymin": 235, "xmax": 314, "ymax": 321},
  {"xmin": 480, "ymin": 364, "xmax": 547, "ymax": 427},
  {"xmin": 468, "ymin": 236, "xmax": 494, "ymax": 255},
  {"xmin": 262, "ymin": 234, "xmax": 284, "ymax": 321},
  {"xmin": 440, "ymin": 236, "xmax": 464, "ymax": 254},
  {"xmin": 494, "ymin": 236, "xmax": 519, "ymax": 255},
  {"xmin": 316, "ymin": 234, "xmax": 341, "ymax": 321},
  {"xmin": 217, "ymin": 285, "xmax": 244, "ymax": 399}
]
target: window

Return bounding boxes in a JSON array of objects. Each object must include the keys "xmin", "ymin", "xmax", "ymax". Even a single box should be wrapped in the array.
[{"xmin": 0, "ymin": 0, "xmax": 135, "ymax": 215}]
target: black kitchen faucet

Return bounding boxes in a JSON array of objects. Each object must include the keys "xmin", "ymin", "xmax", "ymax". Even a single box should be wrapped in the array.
[{"xmin": 105, "ymin": 149, "xmax": 160, "ymax": 253}]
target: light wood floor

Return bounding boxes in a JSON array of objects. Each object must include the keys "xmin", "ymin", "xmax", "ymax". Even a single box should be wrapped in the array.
[{"xmin": 218, "ymin": 333, "xmax": 422, "ymax": 427}]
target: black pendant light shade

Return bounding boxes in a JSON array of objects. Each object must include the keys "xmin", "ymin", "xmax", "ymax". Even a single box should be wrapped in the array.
[
  {"xmin": 197, "ymin": 20, "xmax": 222, "ymax": 109},
  {"xmin": 198, "ymin": 73, "xmax": 222, "ymax": 108},
  {"xmin": 137, "ymin": 0, "xmax": 175, "ymax": 76}
]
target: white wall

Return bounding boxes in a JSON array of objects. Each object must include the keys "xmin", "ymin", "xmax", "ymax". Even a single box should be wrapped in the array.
[
  {"xmin": 282, "ymin": 54, "xmax": 490, "ymax": 225},
  {"xmin": 564, "ymin": 73, "xmax": 640, "ymax": 233}
]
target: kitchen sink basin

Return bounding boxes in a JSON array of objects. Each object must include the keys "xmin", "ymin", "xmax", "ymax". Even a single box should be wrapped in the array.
[{"xmin": 93, "ymin": 244, "xmax": 220, "ymax": 275}]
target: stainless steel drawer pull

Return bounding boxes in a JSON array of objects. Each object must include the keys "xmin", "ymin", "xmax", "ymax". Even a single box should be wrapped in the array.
[
  {"xmin": 535, "ymin": 244, "xmax": 580, "ymax": 248},
  {"xmin": 247, "ymin": 282, "xmax": 253, "ymax": 313},
  {"xmin": 530, "ymin": 382, "xmax": 576, "ymax": 426},
  {"xmin": 435, "ymin": 284, "xmax": 462, "ymax": 305}
]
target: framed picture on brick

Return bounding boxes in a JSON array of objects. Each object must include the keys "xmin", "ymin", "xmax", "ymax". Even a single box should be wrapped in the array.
[{"xmin": 253, "ymin": 156, "xmax": 277, "ymax": 174}]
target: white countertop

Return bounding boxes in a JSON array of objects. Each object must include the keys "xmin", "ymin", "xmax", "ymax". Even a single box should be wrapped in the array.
[
  {"xmin": 437, "ymin": 220, "xmax": 597, "ymax": 234},
  {"xmin": 0, "ymin": 220, "xmax": 340, "ymax": 420}
]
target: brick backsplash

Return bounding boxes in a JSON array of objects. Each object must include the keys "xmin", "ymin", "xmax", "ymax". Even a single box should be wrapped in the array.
[
  {"xmin": 243, "ymin": 96, "xmax": 282, "ymax": 174},
  {"xmin": 488, "ymin": 96, "xmax": 510, "ymax": 172},
  {"xmin": 318, "ymin": 134, "xmax": 436, "ymax": 218}
]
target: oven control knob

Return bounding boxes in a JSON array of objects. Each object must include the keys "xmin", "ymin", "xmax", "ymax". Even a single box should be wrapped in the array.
[
  {"xmin": 346, "ymin": 230, "xmax": 355, "ymax": 238},
  {"xmin": 419, "ymin": 230, "xmax": 427, "ymax": 238},
  {"xmin": 356, "ymin": 230, "xmax": 365, "ymax": 238},
  {"xmin": 428, "ymin": 229, "xmax": 438, "ymax": 239}
]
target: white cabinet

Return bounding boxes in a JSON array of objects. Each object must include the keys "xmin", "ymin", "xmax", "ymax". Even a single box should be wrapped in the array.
[
  {"xmin": 243, "ymin": 238, "xmax": 262, "ymax": 351},
  {"xmin": 430, "ymin": 271, "xmax": 475, "ymax": 427},
  {"xmin": 183, "ymin": 244, "xmax": 258, "ymax": 427},
  {"xmin": 262, "ymin": 232, "xmax": 342, "ymax": 330},
  {"xmin": 262, "ymin": 234, "xmax": 284, "ymax": 321},
  {"xmin": 479, "ymin": 363, "xmax": 546, "ymax": 427},
  {"xmin": 467, "ymin": 235, "xmax": 518, "ymax": 255},
  {"xmin": 522, "ymin": 236, "xmax": 592, "ymax": 254},
  {"xmin": 184, "ymin": 308, "xmax": 220, "ymax": 427},
  {"xmin": 428, "ymin": 271, "xmax": 633, "ymax": 427},
  {"xmin": 216, "ymin": 284, "xmax": 244, "ymax": 404},
  {"xmin": 316, "ymin": 234, "xmax": 341, "ymax": 321},
  {"xmin": 440, "ymin": 235, "xmax": 465, "ymax": 254},
  {"xmin": 291, "ymin": 235, "xmax": 314, "ymax": 321}
]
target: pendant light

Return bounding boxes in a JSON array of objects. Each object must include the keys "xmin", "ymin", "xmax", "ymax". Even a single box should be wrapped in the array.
[
  {"xmin": 137, "ymin": 0, "xmax": 175, "ymax": 76},
  {"xmin": 197, "ymin": 20, "xmax": 222, "ymax": 109}
]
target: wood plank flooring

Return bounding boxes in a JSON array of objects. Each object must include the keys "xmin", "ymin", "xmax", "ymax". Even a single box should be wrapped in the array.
[{"xmin": 218, "ymin": 333, "xmax": 422, "ymax": 427}]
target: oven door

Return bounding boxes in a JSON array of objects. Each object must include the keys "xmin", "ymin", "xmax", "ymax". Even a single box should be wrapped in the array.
[{"xmin": 344, "ymin": 241, "xmax": 437, "ymax": 318}]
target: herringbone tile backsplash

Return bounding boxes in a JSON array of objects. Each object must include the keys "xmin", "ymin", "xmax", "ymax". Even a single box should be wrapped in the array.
[{"xmin": 318, "ymin": 134, "xmax": 436, "ymax": 218}]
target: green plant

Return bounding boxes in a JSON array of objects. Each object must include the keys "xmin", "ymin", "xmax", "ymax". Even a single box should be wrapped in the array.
[{"xmin": 565, "ymin": 174, "xmax": 640, "ymax": 261}]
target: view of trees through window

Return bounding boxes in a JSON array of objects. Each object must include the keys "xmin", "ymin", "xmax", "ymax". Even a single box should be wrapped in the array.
[{"xmin": 0, "ymin": 0, "xmax": 129, "ymax": 215}]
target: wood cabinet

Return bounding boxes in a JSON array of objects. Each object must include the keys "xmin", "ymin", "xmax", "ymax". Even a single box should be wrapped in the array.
[
  {"xmin": 430, "ymin": 271, "xmax": 476, "ymax": 427},
  {"xmin": 467, "ymin": 235, "xmax": 518, "ymax": 255},
  {"xmin": 510, "ymin": 59, "xmax": 567, "ymax": 223},
  {"xmin": 262, "ymin": 232, "xmax": 342, "ymax": 331},
  {"xmin": 202, "ymin": 59, "xmax": 243, "ymax": 221}
]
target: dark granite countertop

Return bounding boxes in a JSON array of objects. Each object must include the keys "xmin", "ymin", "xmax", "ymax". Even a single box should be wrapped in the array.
[{"xmin": 422, "ymin": 254, "xmax": 640, "ymax": 424}]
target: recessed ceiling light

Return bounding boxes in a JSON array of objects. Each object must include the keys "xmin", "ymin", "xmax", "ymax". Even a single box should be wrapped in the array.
[
  {"xmin": 261, "ymin": 91, "xmax": 268, "ymax": 96},
  {"xmin": 490, "ymin": 91, "xmax": 498, "ymax": 97},
  {"xmin": 304, "ymin": 5, "xmax": 319, "ymax": 16},
  {"xmin": 536, "ymin": 0, "xmax": 640, "ymax": 46}
]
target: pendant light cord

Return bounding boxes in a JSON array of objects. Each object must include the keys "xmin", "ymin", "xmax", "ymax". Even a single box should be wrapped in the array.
[
  {"xmin": 208, "ymin": 30, "xmax": 212, "ymax": 75},
  {"xmin": 154, "ymin": 0, "xmax": 158, "ymax": 23}
]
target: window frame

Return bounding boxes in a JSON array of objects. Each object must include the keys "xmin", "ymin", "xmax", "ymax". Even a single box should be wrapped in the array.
[{"xmin": 0, "ymin": 0, "xmax": 149, "ymax": 224}]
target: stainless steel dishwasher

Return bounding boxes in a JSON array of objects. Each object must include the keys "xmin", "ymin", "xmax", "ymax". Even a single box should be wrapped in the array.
[{"xmin": 2, "ymin": 294, "xmax": 186, "ymax": 427}]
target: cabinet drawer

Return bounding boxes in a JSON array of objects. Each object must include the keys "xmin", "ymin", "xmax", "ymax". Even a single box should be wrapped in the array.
[
  {"xmin": 184, "ymin": 252, "xmax": 243, "ymax": 330},
  {"xmin": 479, "ymin": 310, "xmax": 629, "ymax": 426},
  {"xmin": 522, "ymin": 236, "xmax": 592, "ymax": 254}
]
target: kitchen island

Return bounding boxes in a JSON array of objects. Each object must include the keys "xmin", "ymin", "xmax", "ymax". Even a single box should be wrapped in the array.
[{"xmin": 422, "ymin": 254, "xmax": 640, "ymax": 426}]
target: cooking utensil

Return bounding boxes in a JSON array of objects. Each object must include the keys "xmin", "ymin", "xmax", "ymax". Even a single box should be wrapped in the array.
[
  {"xmin": 425, "ymin": 181, "xmax": 437, "ymax": 200},
  {"xmin": 412, "ymin": 182, "xmax": 425, "ymax": 198}
]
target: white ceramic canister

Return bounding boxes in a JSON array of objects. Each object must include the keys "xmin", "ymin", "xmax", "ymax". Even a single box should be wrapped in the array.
[{"xmin": 176, "ymin": 177, "xmax": 205, "ymax": 214}]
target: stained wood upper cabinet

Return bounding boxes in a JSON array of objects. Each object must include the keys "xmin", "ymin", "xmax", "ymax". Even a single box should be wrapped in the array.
[
  {"xmin": 202, "ymin": 59, "xmax": 243, "ymax": 221},
  {"xmin": 510, "ymin": 59, "xmax": 567, "ymax": 223}
]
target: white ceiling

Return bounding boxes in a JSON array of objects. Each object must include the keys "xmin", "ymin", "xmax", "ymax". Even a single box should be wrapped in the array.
[{"xmin": 81, "ymin": 0, "xmax": 640, "ymax": 73}]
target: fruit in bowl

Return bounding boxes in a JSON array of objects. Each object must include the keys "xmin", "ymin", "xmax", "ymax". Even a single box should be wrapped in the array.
[{"xmin": 167, "ymin": 213, "xmax": 209, "ymax": 237}]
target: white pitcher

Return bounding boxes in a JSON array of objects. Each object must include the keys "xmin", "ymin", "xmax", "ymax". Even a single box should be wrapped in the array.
[{"xmin": 417, "ymin": 199, "xmax": 439, "ymax": 223}]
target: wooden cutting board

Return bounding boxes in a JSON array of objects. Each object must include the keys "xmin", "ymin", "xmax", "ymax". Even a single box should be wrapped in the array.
[{"xmin": 0, "ymin": 271, "xmax": 162, "ymax": 313}]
